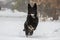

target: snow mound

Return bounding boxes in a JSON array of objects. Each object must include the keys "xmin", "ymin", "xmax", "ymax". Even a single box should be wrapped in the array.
[{"xmin": 0, "ymin": 9, "xmax": 27, "ymax": 17}]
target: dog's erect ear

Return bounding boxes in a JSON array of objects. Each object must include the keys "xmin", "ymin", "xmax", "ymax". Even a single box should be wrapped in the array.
[
  {"xmin": 28, "ymin": 3, "xmax": 31, "ymax": 9},
  {"xmin": 33, "ymin": 3, "xmax": 37, "ymax": 9}
]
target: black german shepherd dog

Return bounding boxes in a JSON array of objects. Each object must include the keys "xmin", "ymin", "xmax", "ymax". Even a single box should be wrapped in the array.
[{"xmin": 23, "ymin": 3, "xmax": 38, "ymax": 37}]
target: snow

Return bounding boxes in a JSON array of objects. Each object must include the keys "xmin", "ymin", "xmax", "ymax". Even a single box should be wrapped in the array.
[
  {"xmin": 0, "ymin": 9, "xmax": 60, "ymax": 40},
  {"xmin": 0, "ymin": 8, "xmax": 27, "ymax": 17}
]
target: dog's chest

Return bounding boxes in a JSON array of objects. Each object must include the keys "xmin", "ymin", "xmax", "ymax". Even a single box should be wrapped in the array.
[
  {"xmin": 30, "ymin": 17, "xmax": 37, "ymax": 23},
  {"xmin": 27, "ymin": 15, "xmax": 38, "ymax": 24}
]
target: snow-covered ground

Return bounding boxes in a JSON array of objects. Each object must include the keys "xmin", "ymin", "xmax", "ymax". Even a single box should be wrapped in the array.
[
  {"xmin": 0, "ymin": 8, "xmax": 27, "ymax": 17},
  {"xmin": 0, "ymin": 9, "xmax": 60, "ymax": 40}
]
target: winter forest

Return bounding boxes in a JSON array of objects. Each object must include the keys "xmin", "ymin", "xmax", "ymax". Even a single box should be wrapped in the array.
[{"xmin": 0, "ymin": 0, "xmax": 60, "ymax": 40}]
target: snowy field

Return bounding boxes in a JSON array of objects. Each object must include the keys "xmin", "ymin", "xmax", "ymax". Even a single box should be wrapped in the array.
[{"xmin": 0, "ymin": 9, "xmax": 60, "ymax": 40}]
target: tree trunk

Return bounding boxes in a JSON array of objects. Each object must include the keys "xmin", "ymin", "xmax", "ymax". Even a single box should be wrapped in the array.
[{"xmin": 52, "ymin": 8, "xmax": 59, "ymax": 20}]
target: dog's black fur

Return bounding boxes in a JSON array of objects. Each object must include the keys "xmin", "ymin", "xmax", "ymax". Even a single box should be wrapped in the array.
[{"xmin": 23, "ymin": 3, "xmax": 38, "ymax": 37}]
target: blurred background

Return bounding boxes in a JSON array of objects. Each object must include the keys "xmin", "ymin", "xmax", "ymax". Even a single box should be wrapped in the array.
[{"xmin": 0, "ymin": 0, "xmax": 60, "ymax": 21}]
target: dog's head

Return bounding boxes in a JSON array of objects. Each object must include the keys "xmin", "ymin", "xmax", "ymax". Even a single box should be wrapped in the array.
[{"xmin": 28, "ymin": 3, "xmax": 37, "ymax": 18}]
